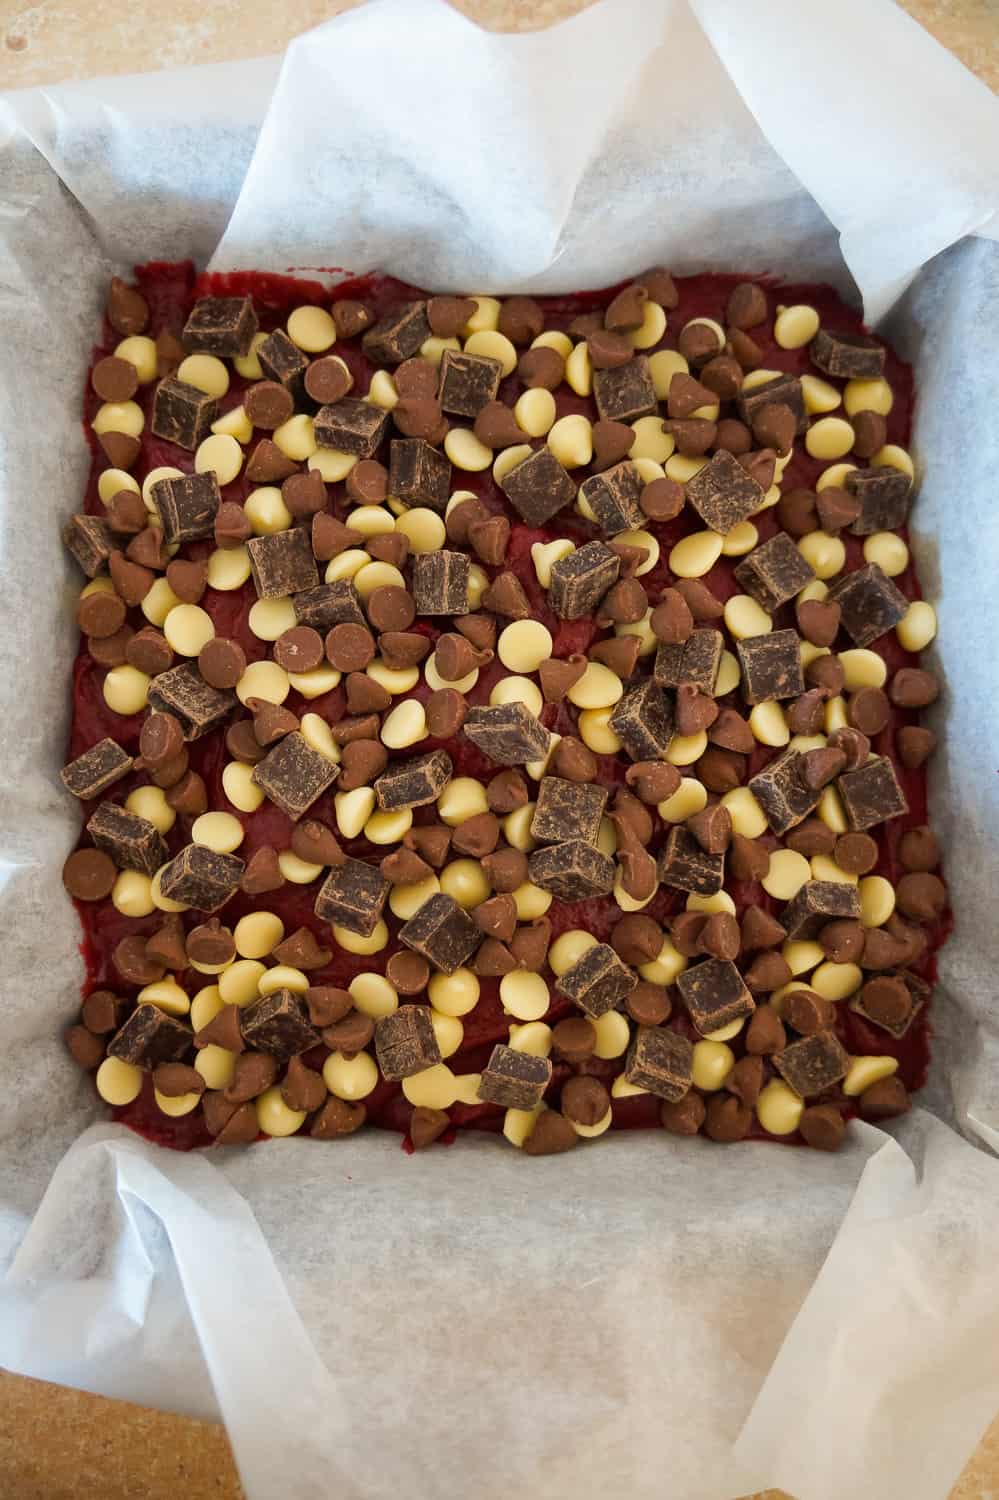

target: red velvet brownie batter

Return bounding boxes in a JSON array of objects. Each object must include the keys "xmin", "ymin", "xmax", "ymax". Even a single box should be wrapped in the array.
[{"xmin": 60, "ymin": 263, "xmax": 949, "ymax": 1154}]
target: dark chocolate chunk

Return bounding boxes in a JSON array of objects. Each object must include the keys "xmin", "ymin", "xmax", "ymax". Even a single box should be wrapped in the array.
[
  {"xmin": 499, "ymin": 445, "xmax": 575, "ymax": 527},
  {"xmin": 609, "ymin": 679, "xmax": 675, "ymax": 761},
  {"xmin": 462, "ymin": 702, "xmax": 552, "ymax": 766},
  {"xmin": 388, "ymin": 438, "xmax": 451, "ymax": 513},
  {"xmin": 251, "ymin": 731, "xmax": 339, "ymax": 820},
  {"xmin": 151, "ymin": 378, "xmax": 218, "ymax": 450},
  {"xmin": 736, "ymin": 629, "xmax": 805, "ymax": 703},
  {"xmin": 246, "ymin": 529, "xmax": 319, "ymax": 599},
  {"xmin": 362, "ymin": 301, "xmax": 431, "ymax": 365},
  {"xmin": 374, "ymin": 750, "xmax": 453, "ymax": 811},
  {"xmin": 182, "ymin": 296, "xmax": 258, "ymax": 358},
  {"xmin": 108, "ymin": 1004, "xmax": 191, "ymax": 1069},
  {"xmin": 147, "ymin": 662, "xmax": 237, "ymax": 740},
  {"xmin": 846, "ymin": 466, "xmax": 913, "ymax": 535},
  {"xmin": 61, "ymin": 739, "xmax": 133, "ymax": 799},
  {"xmin": 86, "ymin": 801, "xmax": 168, "ymax": 876},
  {"xmin": 293, "ymin": 580, "xmax": 366, "ymax": 632},
  {"xmin": 748, "ymin": 748, "xmax": 820, "ymax": 835},
  {"xmin": 592, "ymin": 355, "xmax": 658, "ymax": 423},
  {"xmin": 733, "ymin": 532, "xmax": 815, "ymax": 612},
  {"xmin": 477, "ymin": 1043, "xmax": 552, "ymax": 1109},
  {"xmin": 531, "ymin": 776, "xmax": 608, "ymax": 845},
  {"xmin": 658, "ymin": 825, "xmax": 724, "ymax": 896},
  {"xmin": 837, "ymin": 755, "xmax": 909, "ymax": 831},
  {"xmin": 653, "ymin": 629, "xmax": 724, "ymax": 695},
  {"xmin": 780, "ymin": 879, "xmax": 862, "ymax": 940},
  {"xmin": 578, "ymin": 461, "xmax": 646, "ymax": 536},
  {"xmin": 527, "ymin": 840, "xmax": 615, "ymax": 901},
  {"xmin": 684, "ymin": 448, "xmax": 766, "ymax": 534},
  {"xmin": 374, "ymin": 1004, "xmax": 442, "ymax": 1080},
  {"xmin": 676, "ymin": 956, "xmax": 755, "ymax": 1035},
  {"xmin": 257, "ymin": 328, "xmax": 309, "ymax": 397},
  {"xmin": 411, "ymin": 549, "xmax": 469, "ymax": 615},
  {"xmin": 548, "ymin": 540, "xmax": 620, "ymax": 620},
  {"xmin": 63, "ymin": 514, "xmax": 113, "ymax": 577},
  {"xmin": 826, "ymin": 563, "xmax": 908, "ymax": 647},
  {"xmin": 556, "ymin": 942, "xmax": 637, "ymax": 1018},
  {"xmin": 849, "ymin": 969, "xmax": 928, "ymax": 1038},
  {"xmin": 150, "ymin": 471, "xmax": 221, "ymax": 545},
  {"xmin": 399, "ymin": 892, "xmax": 482, "ymax": 974},
  {"xmin": 158, "ymin": 844, "xmax": 245, "ymax": 912},
  {"xmin": 437, "ymin": 349, "xmax": 503, "ymax": 417},
  {"xmin": 810, "ymin": 329, "xmax": 885, "ymax": 380},
  {"xmin": 239, "ymin": 989, "xmax": 319, "ymax": 1061},
  {"xmin": 314, "ymin": 856, "xmax": 390, "ymax": 936},
  {"xmin": 774, "ymin": 1029, "xmax": 851, "ymax": 1097},
  {"xmin": 736, "ymin": 372, "xmax": 807, "ymax": 434},
  {"xmin": 313, "ymin": 397, "xmax": 391, "ymax": 458},
  {"xmin": 623, "ymin": 1025, "xmax": 694, "ymax": 1102}
]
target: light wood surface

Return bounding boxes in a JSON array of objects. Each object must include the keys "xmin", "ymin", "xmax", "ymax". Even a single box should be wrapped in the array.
[{"xmin": 1, "ymin": 2, "xmax": 997, "ymax": 1496}]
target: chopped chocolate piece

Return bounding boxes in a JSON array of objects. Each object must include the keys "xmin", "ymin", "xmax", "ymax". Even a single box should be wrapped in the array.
[
  {"xmin": 499, "ymin": 445, "xmax": 575, "ymax": 527},
  {"xmin": 86, "ymin": 802, "xmax": 168, "ymax": 876},
  {"xmin": 293, "ymin": 580, "xmax": 366, "ymax": 633},
  {"xmin": 314, "ymin": 856, "xmax": 390, "ymax": 936},
  {"xmin": 362, "ymin": 301, "xmax": 431, "ymax": 365},
  {"xmin": 108, "ymin": 1004, "xmax": 191, "ymax": 1069},
  {"xmin": 147, "ymin": 661, "xmax": 236, "ymax": 740},
  {"xmin": 61, "ymin": 739, "xmax": 133, "ymax": 799},
  {"xmin": 63, "ymin": 514, "xmax": 112, "ymax": 577},
  {"xmin": 374, "ymin": 1004, "xmax": 442, "ymax": 1080},
  {"xmin": 556, "ymin": 942, "xmax": 637, "ymax": 1018},
  {"xmin": 827, "ymin": 563, "xmax": 908, "ymax": 648},
  {"xmin": 592, "ymin": 355, "xmax": 658, "ymax": 423},
  {"xmin": 677, "ymin": 956, "xmax": 755, "ymax": 1035},
  {"xmin": 774, "ymin": 1029, "xmax": 851, "ymax": 1097},
  {"xmin": 810, "ymin": 328, "xmax": 885, "ymax": 380},
  {"xmin": 531, "ymin": 776, "xmax": 608, "ymax": 845},
  {"xmin": 313, "ymin": 397, "xmax": 390, "ymax": 458},
  {"xmin": 151, "ymin": 377, "xmax": 217, "ymax": 450},
  {"xmin": 463, "ymin": 702, "xmax": 551, "ymax": 766},
  {"xmin": 781, "ymin": 879, "xmax": 862, "ymax": 941},
  {"xmin": 609, "ymin": 679, "xmax": 675, "ymax": 762},
  {"xmin": 388, "ymin": 438, "xmax": 451, "ymax": 513},
  {"xmin": 657, "ymin": 825, "xmax": 724, "ymax": 897},
  {"xmin": 158, "ymin": 844, "xmax": 244, "ymax": 912},
  {"xmin": 747, "ymin": 747, "xmax": 820, "ymax": 835},
  {"xmin": 257, "ymin": 328, "xmax": 309, "ymax": 396},
  {"xmin": 246, "ymin": 529, "xmax": 319, "ymax": 599},
  {"xmin": 477, "ymin": 1044, "xmax": 552, "ymax": 1110},
  {"xmin": 528, "ymin": 840, "xmax": 615, "ymax": 902},
  {"xmin": 548, "ymin": 540, "xmax": 620, "ymax": 620},
  {"xmin": 736, "ymin": 372, "xmax": 807, "ymax": 435},
  {"xmin": 578, "ymin": 461, "xmax": 646, "ymax": 535},
  {"xmin": 684, "ymin": 448, "xmax": 766, "ymax": 534},
  {"xmin": 374, "ymin": 750, "xmax": 453, "ymax": 811},
  {"xmin": 150, "ymin": 471, "xmax": 221, "ymax": 546},
  {"xmin": 623, "ymin": 1025, "xmax": 694, "ymax": 1102},
  {"xmin": 653, "ymin": 628, "xmax": 724, "ymax": 695},
  {"xmin": 736, "ymin": 629, "xmax": 805, "ymax": 703},
  {"xmin": 411, "ymin": 549, "xmax": 469, "ymax": 616},
  {"xmin": 182, "ymin": 296, "xmax": 258, "ymax": 358},
  {"xmin": 252, "ymin": 731, "xmax": 339, "ymax": 820},
  {"xmin": 437, "ymin": 348, "xmax": 503, "ymax": 417},
  {"xmin": 837, "ymin": 755, "xmax": 909, "ymax": 832},
  {"xmin": 733, "ymin": 531, "xmax": 814, "ymax": 612},
  {"xmin": 399, "ymin": 892, "xmax": 482, "ymax": 974},
  {"xmin": 240, "ymin": 989, "xmax": 319, "ymax": 1061},
  {"xmin": 846, "ymin": 465, "xmax": 913, "ymax": 535}
]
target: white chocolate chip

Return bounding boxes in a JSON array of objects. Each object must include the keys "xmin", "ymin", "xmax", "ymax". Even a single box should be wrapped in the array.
[
  {"xmin": 782, "ymin": 939, "xmax": 823, "ymax": 976},
  {"xmin": 489, "ymin": 675, "xmax": 544, "ymax": 716},
  {"xmin": 530, "ymin": 538, "xmax": 574, "ymax": 589},
  {"xmin": 797, "ymin": 531, "xmax": 846, "ymax": 579},
  {"xmin": 96, "ymin": 1056, "xmax": 143, "ymax": 1106},
  {"xmin": 178, "ymin": 353, "xmax": 229, "ymax": 397},
  {"xmin": 163, "ymin": 603, "xmax": 215, "ymax": 657},
  {"xmin": 629, "ymin": 415, "xmax": 674, "ymax": 465},
  {"xmin": 548, "ymin": 413, "xmax": 593, "ymax": 469},
  {"xmin": 195, "ymin": 432, "xmax": 243, "ymax": 486},
  {"xmin": 773, "ymin": 304, "xmax": 819, "ymax": 349},
  {"xmin": 817, "ymin": 784, "xmax": 849, "ymax": 833},
  {"xmin": 616, "ymin": 528, "xmax": 659, "ymax": 576},
  {"xmin": 364, "ymin": 807, "xmax": 413, "ymax": 845},
  {"xmin": 195, "ymin": 1044, "xmax": 236, "ymax": 1091},
  {"xmin": 756, "ymin": 1078, "xmax": 804, "ymax": 1135},
  {"xmin": 658, "ymin": 777, "xmax": 707, "ymax": 823},
  {"xmin": 577, "ymin": 706, "xmax": 623, "ymax": 755},
  {"xmin": 212, "ymin": 405, "xmax": 253, "ymax": 444},
  {"xmin": 234, "ymin": 331, "xmax": 267, "ymax": 381},
  {"xmin": 150, "ymin": 866, "xmax": 188, "ymax": 913},
  {"xmin": 141, "ymin": 577, "xmax": 182, "ymax": 628},
  {"xmin": 420, "ymin": 336, "xmax": 460, "ymax": 366},
  {"xmin": 748, "ymin": 701, "xmax": 790, "ymax": 748},
  {"xmin": 347, "ymin": 506, "xmax": 395, "ymax": 539},
  {"xmin": 862, "ymin": 531, "xmax": 909, "ymax": 577},
  {"xmin": 299, "ymin": 713, "xmax": 340, "ymax": 763},
  {"xmin": 664, "ymin": 453, "xmax": 709, "ymax": 484},
  {"xmin": 256, "ymin": 1086, "xmax": 306, "ymax": 1137},
  {"xmin": 445, "ymin": 427, "xmax": 493, "ymax": 472},
  {"xmin": 590, "ymin": 1009, "xmax": 630, "ymax": 1059},
  {"xmin": 155, "ymin": 1088, "xmax": 204, "ymax": 1117},
  {"xmin": 666, "ymin": 730, "xmax": 708, "ymax": 766},
  {"xmin": 530, "ymin": 329, "xmax": 572, "ymax": 359},
  {"xmin": 823, "ymin": 694, "xmax": 849, "ymax": 733},
  {"xmin": 310, "ymin": 448, "xmax": 358, "ymax": 483},
  {"xmin": 440, "ymin": 858, "xmax": 492, "ymax": 910},
  {"xmin": 388, "ymin": 876, "xmax": 441, "ymax": 922},
  {"xmin": 272, "ymin": 413, "xmax": 316, "ymax": 461},
  {"xmin": 842, "ymin": 1054, "xmax": 899, "ymax": 1097},
  {"xmin": 502, "ymin": 803, "xmax": 537, "ymax": 853},
  {"xmin": 93, "ymin": 400, "xmax": 144, "ymax": 437},
  {"xmin": 349, "ymin": 972, "xmax": 399, "ymax": 1019},
  {"xmin": 395, "ymin": 507, "xmax": 446, "ymax": 552},
  {"xmin": 687, "ymin": 889, "xmax": 736, "ymax": 916},
  {"xmin": 871, "ymin": 443, "xmax": 914, "ymax": 478},
  {"xmin": 704, "ymin": 1017, "xmax": 745, "ymax": 1042},
  {"xmin": 564, "ymin": 340, "xmax": 593, "ymax": 397},
  {"xmin": 511, "ymin": 880, "xmax": 552, "ymax": 921},
  {"xmin": 207, "ymin": 545, "xmax": 251, "ymax": 591},
  {"xmin": 573, "ymin": 1106, "xmax": 613, "ymax": 1138},
  {"xmin": 844, "ymin": 377, "xmax": 894, "ymax": 417},
  {"xmin": 236, "ymin": 659, "xmax": 290, "ymax": 706},
  {"xmin": 567, "ymin": 661, "xmax": 623, "ymax": 710},
  {"xmin": 287, "ymin": 305, "xmax": 337, "ymax": 352},
  {"xmin": 815, "ymin": 461, "xmax": 858, "ymax": 493},
  {"xmin": 548, "ymin": 930, "xmax": 598, "ymax": 976},
  {"xmin": 497, "ymin": 619, "xmax": 553, "ymax": 674},
  {"xmin": 615, "ymin": 607, "xmax": 658, "ymax": 659},
  {"xmin": 800, "ymin": 374, "xmax": 842, "ymax": 414},
  {"xmin": 761, "ymin": 848, "xmax": 811, "ymax": 900},
  {"xmin": 859, "ymin": 875, "xmax": 895, "ymax": 928},
  {"xmin": 437, "ymin": 776, "xmax": 488, "ymax": 827},
  {"xmin": 248, "ymin": 596, "xmax": 297, "ymax": 641},
  {"xmin": 335, "ymin": 786, "xmax": 376, "ymax": 839},
  {"xmin": 333, "ymin": 919, "xmax": 389, "ymax": 955},
  {"xmin": 719, "ymin": 786, "xmax": 767, "ymax": 839},
  {"xmin": 402, "ymin": 1063, "xmax": 459, "ymax": 1110},
  {"xmin": 327, "ymin": 551, "xmax": 372, "ymax": 585},
  {"xmin": 648, "ymin": 348, "xmax": 689, "ymax": 397},
  {"xmin": 811, "ymin": 960, "xmax": 863, "ymax": 1002},
  {"xmin": 233, "ymin": 910, "xmax": 284, "ymax": 960},
  {"xmin": 691, "ymin": 1039, "xmax": 734, "ymax": 1090},
  {"xmin": 431, "ymin": 1011, "xmax": 464, "ymax": 1059},
  {"xmin": 125, "ymin": 785, "xmax": 175, "ymax": 834},
  {"xmin": 492, "ymin": 444, "xmax": 533, "ymax": 486},
  {"xmin": 103, "ymin": 664, "xmax": 150, "ymax": 717},
  {"xmin": 190, "ymin": 985, "xmax": 223, "ymax": 1031},
  {"xmin": 245, "ymin": 485, "xmax": 293, "ymax": 535},
  {"xmin": 114, "ymin": 334, "xmax": 158, "ymax": 383},
  {"xmin": 805, "ymin": 416, "xmax": 855, "ymax": 461},
  {"xmin": 720, "ymin": 521, "xmax": 758, "ymax": 557},
  {"xmin": 137, "ymin": 977, "xmax": 190, "ymax": 1017},
  {"xmin": 896, "ymin": 600, "xmax": 937, "ymax": 653},
  {"xmin": 463, "ymin": 328, "xmax": 516, "ymax": 376},
  {"xmin": 638, "ymin": 937, "xmax": 687, "ymax": 986},
  {"xmin": 428, "ymin": 967, "xmax": 480, "ymax": 1018},
  {"xmin": 425, "ymin": 653, "xmax": 478, "ymax": 695},
  {"xmin": 98, "ymin": 468, "xmax": 141, "ymax": 505},
  {"xmin": 111, "ymin": 870, "xmax": 155, "ymax": 918},
  {"xmin": 669, "ymin": 530, "xmax": 723, "ymax": 579},
  {"xmin": 288, "ymin": 665, "xmax": 342, "ymax": 699},
  {"xmin": 514, "ymin": 387, "xmax": 556, "ymax": 437},
  {"xmin": 191, "ymin": 810, "xmax": 244, "ymax": 854},
  {"xmin": 724, "ymin": 593, "xmax": 772, "ymax": 640},
  {"xmin": 218, "ymin": 959, "xmax": 265, "ymax": 1006},
  {"xmin": 839, "ymin": 648, "xmax": 888, "ymax": 690},
  {"xmin": 467, "ymin": 564, "xmax": 489, "ymax": 610},
  {"xmin": 810, "ymin": 852, "xmax": 858, "ymax": 887},
  {"xmin": 628, "ymin": 300, "xmax": 668, "ymax": 350},
  {"xmin": 258, "ymin": 965, "xmax": 308, "ymax": 997}
]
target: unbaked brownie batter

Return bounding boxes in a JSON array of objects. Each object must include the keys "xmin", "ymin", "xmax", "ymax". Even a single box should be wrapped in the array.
[{"xmin": 59, "ymin": 263, "xmax": 950, "ymax": 1154}]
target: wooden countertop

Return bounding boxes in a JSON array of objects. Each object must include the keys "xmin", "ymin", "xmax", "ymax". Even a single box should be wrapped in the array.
[{"xmin": 1, "ymin": 2, "xmax": 997, "ymax": 1496}]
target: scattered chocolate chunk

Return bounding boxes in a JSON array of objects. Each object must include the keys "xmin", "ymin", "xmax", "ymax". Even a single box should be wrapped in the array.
[
  {"xmin": 246, "ymin": 529, "xmax": 319, "ymax": 599},
  {"xmin": 399, "ymin": 893, "xmax": 482, "ymax": 974},
  {"xmin": 374, "ymin": 1005, "xmax": 442, "ymax": 1080},
  {"xmin": 556, "ymin": 943, "xmax": 636, "ymax": 1018},
  {"xmin": 499, "ymin": 445, "xmax": 575, "ymax": 526},
  {"xmin": 463, "ymin": 702, "xmax": 551, "ymax": 766},
  {"xmin": 608, "ymin": 679, "xmax": 675, "ymax": 761},
  {"xmin": 437, "ymin": 349, "xmax": 503, "ymax": 417},
  {"xmin": 61, "ymin": 739, "xmax": 133, "ymax": 799},
  {"xmin": 846, "ymin": 466, "xmax": 913, "ymax": 535},
  {"xmin": 411, "ymin": 549, "xmax": 469, "ymax": 616},
  {"xmin": 362, "ymin": 301, "xmax": 431, "ymax": 364},
  {"xmin": 748, "ymin": 748, "xmax": 820, "ymax": 835},
  {"xmin": 257, "ymin": 328, "xmax": 309, "ymax": 396},
  {"xmin": 684, "ymin": 448, "xmax": 765, "ymax": 534},
  {"xmin": 240, "ymin": 990, "xmax": 318, "ymax": 1061},
  {"xmin": 388, "ymin": 438, "xmax": 451, "ymax": 513},
  {"xmin": 736, "ymin": 629, "xmax": 805, "ymax": 704},
  {"xmin": 658, "ymin": 826, "xmax": 724, "ymax": 896},
  {"xmin": 314, "ymin": 857, "xmax": 389, "ymax": 936},
  {"xmin": 249, "ymin": 731, "xmax": 338, "ymax": 820},
  {"xmin": 653, "ymin": 628, "xmax": 724, "ymax": 696},
  {"xmin": 780, "ymin": 879, "xmax": 862, "ymax": 940},
  {"xmin": 151, "ymin": 378, "xmax": 217, "ymax": 450},
  {"xmin": 63, "ymin": 514, "xmax": 113, "ymax": 577},
  {"xmin": 736, "ymin": 372, "xmax": 807, "ymax": 435},
  {"xmin": 158, "ymin": 844, "xmax": 244, "ymax": 912},
  {"xmin": 182, "ymin": 295, "xmax": 258, "ymax": 357},
  {"xmin": 677, "ymin": 957, "xmax": 755, "ymax": 1034},
  {"xmin": 733, "ymin": 531, "xmax": 814, "ymax": 612},
  {"xmin": 810, "ymin": 328, "xmax": 885, "ymax": 379},
  {"xmin": 528, "ymin": 840, "xmax": 615, "ymax": 902},
  {"xmin": 837, "ymin": 755, "xmax": 909, "ymax": 832},
  {"xmin": 108, "ymin": 1004, "xmax": 191, "ymax": 1069},
  {"xmin": 293, "ymin": 580, "xmax": 366, "ymax": 633},
  {"xmin": 827, "ymin": 563, "xmax": 909, "ymax": 648},
  {"xmin": 774, "ymin": 1029, "xmax": 851, "ymax": 1097},
  {"xmin": 624, "ymin": 1025, "xmax": 694, "ymax": 1102},
  {"xmin": 86, "ymin": 802, "xmax": 167, "ymax": 876},
  {"xmin": 477, "ymin": 1045, "xmax": 552, "ymax": 1111},
  {"xmin": 543, "ymin": 542, "xmax": 621, "ymax": 624},
  {"xmin": 531, "ymin": 776, "xmax": 607, "ymax": 846},
  {"xmin": 313, "ymin": 397, "xmax": 390, "ymax": 458},
  {"xmin": 592, "ymin": 355, "xmax": 658, "ymax": 423},
  {"xmin": 578, "ymin": 461, "xmax": 646, "ymax": 535},
  {"xmin": 374, "ymin": 749, "xmax": 453, "ymax": 810}
]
